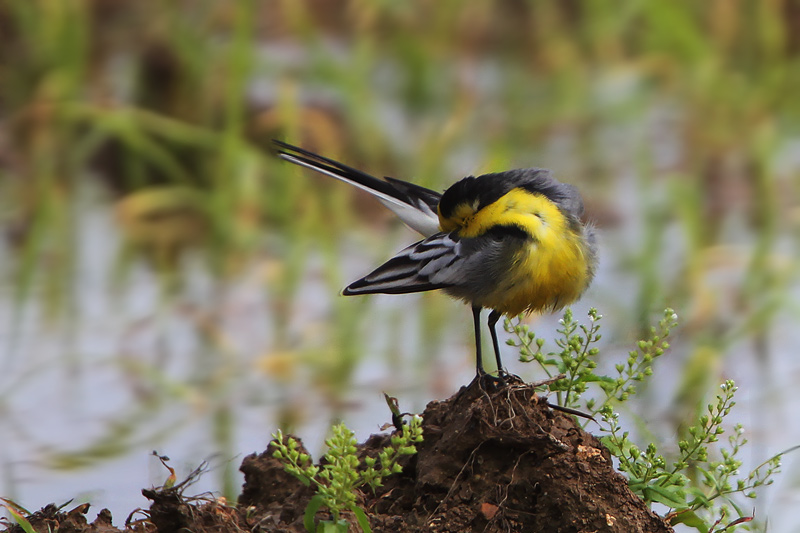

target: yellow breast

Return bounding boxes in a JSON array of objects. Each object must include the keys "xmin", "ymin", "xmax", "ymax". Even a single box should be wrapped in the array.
[
  {"xmin": 488, "ymin": 233, "xmax": 590, "ymax": 316},
  {"xmin": 441, "ymin": 188, "xmax": 591, "ymax": 316}
]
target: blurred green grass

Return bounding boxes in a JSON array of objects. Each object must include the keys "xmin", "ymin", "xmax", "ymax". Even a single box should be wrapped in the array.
[{"xmin": 1, "ymin": 0, "xmax": 799, "ymax": 522}]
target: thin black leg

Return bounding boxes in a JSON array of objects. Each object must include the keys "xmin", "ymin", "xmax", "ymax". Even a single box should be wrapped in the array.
[
  {"xmin": 472, "ymin": 306, "xmax": 484, "ymax": 375},
  {"xmin": 488, "ymin": 310, "xmax": 505, "ymax": 375}
]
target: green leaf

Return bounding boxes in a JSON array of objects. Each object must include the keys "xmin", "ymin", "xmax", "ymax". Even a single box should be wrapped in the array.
[
  {"xmin": 383, "ymin": 393, "xmax": 402, "ymax": 417},
  {"xmin": 350, "ymin": 504, "xmax": 373, "ymax": 533},
  {"xmin": 2, "ymin": 505, "xmax": 36, "ymax": 533},
  {"xmin": 668, "ymin": 509, "xmax": 709, "ymax": 532},
  {"xmin": 592, "ymin": 375, "xmax": 617, "ymax": 385},
  {"xmin": 642, "ymin": 484, "xmax": 687, "ymax": 508},
  {"xmin": 575, "ymin": 372, "xmax": 614, "ymax": 384},
  {"xmin": 304, "ymin": 495, "xmax": 326, "ymax": 533},
  {"xmin": 684, "ymin": 487, "xmax": 711, "ymax": 508}
]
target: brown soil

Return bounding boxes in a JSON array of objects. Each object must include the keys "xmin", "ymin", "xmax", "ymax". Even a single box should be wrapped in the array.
[{"xmin": 3, "ymin": 379, "xmax": 673, "ymax": 533}]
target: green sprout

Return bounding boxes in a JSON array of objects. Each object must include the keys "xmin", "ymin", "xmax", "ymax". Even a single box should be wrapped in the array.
[{"xmin": 271, "ymin": 415, "xmax": 423, "ymax": 533}]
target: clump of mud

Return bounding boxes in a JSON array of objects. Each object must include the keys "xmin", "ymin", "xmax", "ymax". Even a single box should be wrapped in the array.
[
  {"xmin": 3, "ymin": 379, "xmax": 673, "ymax": 533},
  {"xmin": 1, "ymin": 503, "xmax": 118, "ymax": 533}
]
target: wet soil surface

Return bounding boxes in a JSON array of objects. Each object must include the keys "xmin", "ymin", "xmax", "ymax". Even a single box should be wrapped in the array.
[{"xmin": 3, "ymin": 379, "xmax": 673, "ymax": 533}]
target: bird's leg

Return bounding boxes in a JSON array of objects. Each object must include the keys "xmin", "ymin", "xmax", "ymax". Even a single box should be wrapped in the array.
[
  {"xmin": 473, "ymin": 306, "xmax": 504, "ymax": 388},
  {"xmin": 487, "ymin": 310, "xmax": 507, "ymax": 377},
  {"xmin": 472, "ymin": 306, "xmax": 485, "ymax": 375}
]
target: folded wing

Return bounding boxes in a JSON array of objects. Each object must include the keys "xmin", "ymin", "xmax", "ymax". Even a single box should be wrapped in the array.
[{"xmin": 343, "ymin": 232, "xmax": 466, "ymax": 295}]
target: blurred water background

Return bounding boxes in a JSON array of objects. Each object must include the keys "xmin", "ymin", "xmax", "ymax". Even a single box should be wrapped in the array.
[{"xmin": 1, "ymin": 1, "xmax": 800, "ymax": 531}]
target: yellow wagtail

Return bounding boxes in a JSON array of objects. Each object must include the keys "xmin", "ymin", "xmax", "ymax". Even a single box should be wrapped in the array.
[{"xmin": 274, "ymin": 140, "xmax": 597, "ymax": 383}]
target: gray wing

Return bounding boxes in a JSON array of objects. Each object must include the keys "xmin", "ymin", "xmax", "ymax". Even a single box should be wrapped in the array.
[{"xmin": 342, "ymin": 232, "xmax": 468, "ymax": 295}]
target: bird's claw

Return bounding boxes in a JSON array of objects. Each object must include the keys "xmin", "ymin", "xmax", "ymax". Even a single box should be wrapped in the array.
[{"xmin": 476, "ymin": 369, "xmax": 508, "ymax": 391}]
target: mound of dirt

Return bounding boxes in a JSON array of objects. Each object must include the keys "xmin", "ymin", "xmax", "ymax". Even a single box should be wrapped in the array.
[
  {"xmin": 3, "ymin": 379, "xmax": 673, "ymax": 533},
  {"xmin": 241, "ymin": 378, "xmax": 671, "ymax": 532}
]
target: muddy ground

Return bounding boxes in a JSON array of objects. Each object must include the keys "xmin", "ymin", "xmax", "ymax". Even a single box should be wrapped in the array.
[{"xmin": 3, "ymin": 379, "xmax": 673, "ymax": 533}]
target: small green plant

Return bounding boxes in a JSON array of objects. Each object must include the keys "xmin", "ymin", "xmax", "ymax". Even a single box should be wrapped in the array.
[
  {"xmin": 601, "ymin": 381, "xmax": 783, "ymax": 531},
  {"xmin": 271, "ymin": 415, "xmax": 423, "ymax": 533},
  {"xmin": 506, "ymin": 308, "xmax": 788, "ymax": 532},
  {"xmin": 506, "ymin": 307, "xmax": 676, "ymax": 415},
  {"xmin": 507, "ymin": 307, "xmax": 604, "ymax": 408}
]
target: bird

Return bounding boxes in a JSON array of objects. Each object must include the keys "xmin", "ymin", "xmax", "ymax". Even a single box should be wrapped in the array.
[{"xmin": 273, "ymin": 140, "xmax": 597, "ymax": 384}]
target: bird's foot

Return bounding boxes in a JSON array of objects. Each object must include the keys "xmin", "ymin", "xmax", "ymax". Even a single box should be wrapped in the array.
[{"xmin": 476, "ymin": 369, "xmax": 511, "ymax": 391}]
